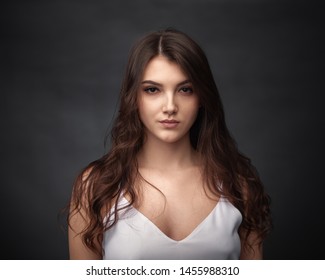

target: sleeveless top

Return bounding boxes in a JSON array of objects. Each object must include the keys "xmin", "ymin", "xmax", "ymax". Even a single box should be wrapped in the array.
[{"xmin": 102, "ymin": 196, "xmax": 242, "ymax": 259}]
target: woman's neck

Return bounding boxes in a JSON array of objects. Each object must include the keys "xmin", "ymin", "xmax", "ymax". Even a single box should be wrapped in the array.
[{"xmin": 137, "ymin": 136, "xmax": 200, "ymax": 171}]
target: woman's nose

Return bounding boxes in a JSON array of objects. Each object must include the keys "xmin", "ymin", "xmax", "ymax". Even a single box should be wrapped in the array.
[{"xmin": 162, "ymin": 92, "xmax": 178, "ymax": 115}]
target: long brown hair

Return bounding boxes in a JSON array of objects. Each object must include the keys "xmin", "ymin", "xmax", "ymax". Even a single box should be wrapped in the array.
[{"xmin": 69, "ymin": 28, "xmax": 272, "ymax": 257}]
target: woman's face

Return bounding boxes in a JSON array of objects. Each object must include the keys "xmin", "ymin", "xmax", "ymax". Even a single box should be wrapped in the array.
[{"xmin": 137, "ymin": 55, "xmax": 200, "ymax": 145}]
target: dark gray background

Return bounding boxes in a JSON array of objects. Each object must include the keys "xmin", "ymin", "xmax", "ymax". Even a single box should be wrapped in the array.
[{"xmin": 2, "ymin": 0, "xmax": 324, "ymax": 259}]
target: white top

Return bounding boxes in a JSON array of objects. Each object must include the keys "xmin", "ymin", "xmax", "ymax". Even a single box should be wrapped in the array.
[{"xmin": 103, "ymin": 196, "xmax": 242, "ymax": 259}]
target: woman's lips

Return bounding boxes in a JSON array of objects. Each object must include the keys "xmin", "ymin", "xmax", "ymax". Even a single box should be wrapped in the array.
[{"xmin": 159, "ymin": 119, "xmax": 180, "ymax": 128}]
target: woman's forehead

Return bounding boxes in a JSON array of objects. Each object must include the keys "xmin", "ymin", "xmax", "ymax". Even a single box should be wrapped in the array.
[{"xmin": 141, "ymin": 56, "xmax": 190, "ymax": 84}]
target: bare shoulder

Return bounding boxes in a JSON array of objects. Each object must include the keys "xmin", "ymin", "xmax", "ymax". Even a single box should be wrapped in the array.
[
  {"xmin": 236, "ymin": 175, "xmax": 265, "ymax": 259},
  {"xmin": 68, "ymin": 166, "xmax": 101, "ymax": 259}
]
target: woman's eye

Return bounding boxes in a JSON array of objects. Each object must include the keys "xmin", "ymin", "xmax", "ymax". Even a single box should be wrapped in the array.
[
  {"xmin": 144, "ymin": 87, "xmax": 159, "ymax": 94},
  {"xmin": 179, "ymin": 87, "xmax": 193, "ymax": 94}
]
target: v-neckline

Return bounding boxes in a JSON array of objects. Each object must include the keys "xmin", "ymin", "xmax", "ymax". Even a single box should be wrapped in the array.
[{"xmin": 122, "ymin": 196, "xmax": 221, "ymax": 243}]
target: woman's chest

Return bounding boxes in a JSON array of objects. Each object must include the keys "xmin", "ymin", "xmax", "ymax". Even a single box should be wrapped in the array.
[
  {"xmin": 134, "ymin": 176, "xmax": 220, "ymax": 241},
  {"xmin": 103, "ymin": 195, "xmax": 242, "ymax": 260}
]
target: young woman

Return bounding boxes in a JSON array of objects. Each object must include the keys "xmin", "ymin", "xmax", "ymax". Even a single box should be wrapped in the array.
[{"xmin": 68, "ymin": 28, "xmax": 272, "ymax": 260}]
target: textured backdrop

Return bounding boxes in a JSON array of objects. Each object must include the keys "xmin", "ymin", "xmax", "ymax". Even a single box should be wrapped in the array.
[{"xmin": 2, "ymin": 0, "xmax": 324, "ymax": 259}]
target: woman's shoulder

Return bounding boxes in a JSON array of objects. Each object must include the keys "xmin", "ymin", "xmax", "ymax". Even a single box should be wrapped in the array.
[
  {"xmin": 82, "ymin": 165, "xmax": 97, "ymax": 181},
  {"xmin": 76, "ymin": 159, "xmax": 104, "ymax": 188}
]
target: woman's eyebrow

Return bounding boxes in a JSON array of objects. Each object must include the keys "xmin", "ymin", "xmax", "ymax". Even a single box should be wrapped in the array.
[{"xmin": 141, "ymin": 79, "xmax": 191, "ymax": 87}]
